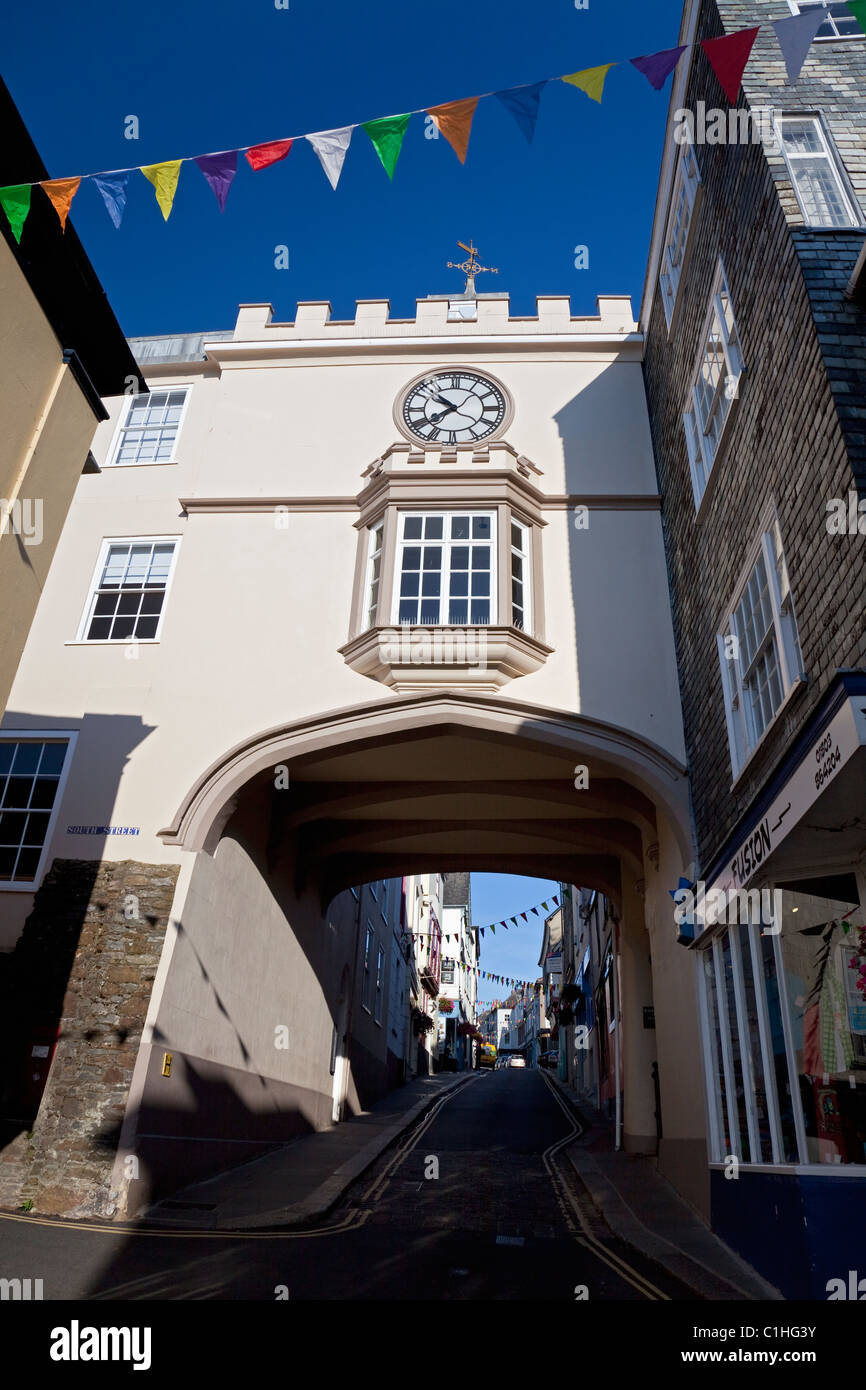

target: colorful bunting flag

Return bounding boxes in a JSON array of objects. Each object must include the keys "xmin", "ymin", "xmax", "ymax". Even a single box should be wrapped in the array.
[
  {"xmin": 140, "ymin": 160, "xmax": 183, "ymax": 220},
  {"xmin": 92, "ymin": 173, "xmax": 129, "ymax": 229},
  {"xmin": 521, "ymin": 912, "xmax": 528, "ymax": 921},
  {"xmin": 562, "ymin": 63, "xmax": 616, "ymax": 104},
  {"xmin": 848, "ymin": 0, "xmax": 866, "ymax": 35},
  {"xmin": 427, "ymin": 96, "xmax": 479, "ymax": 164},
  {"xmin": 246, "ymin": 139, "xmax": 293, "ymax": 171},
  {"xmin": 700, "ymin": 27, "xmax": 760, "ymax": 105},
  {"xmin": 494, "ymin": 81, "xmax": 546, "ymax": 143},
  {"xmin": 362, "ymin": 114, "xmax": 411, "ymax": 179},
  {"xmin": 0, "ymin": 184, "xmax": 31, "ymax": 243},
  {"xmin": 306, "ymin": 125, "xmax": 354, "ymax": 190},
  {"xmin": 194, "ymin": 151, "xmax": 238, "ymax": 211},
  {"xmin": 40, "ymin": 177, "xmax": 80, "ymax": 232},
  {"xmin": 630, "ymin": 45, "xmax": 687, "ymax": 90},
  {"xmin": 771, "ymin": 7, "xmax": 825, "ymax": 83}
]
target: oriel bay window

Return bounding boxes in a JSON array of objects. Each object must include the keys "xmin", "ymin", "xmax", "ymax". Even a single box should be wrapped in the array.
[
  {"xmin": 342, "ymin": 460, "xmax": 552, "ymax": 690},
  {"xmin": 394, "ymin": 512, "xmax": 494, "ymax": 627}
]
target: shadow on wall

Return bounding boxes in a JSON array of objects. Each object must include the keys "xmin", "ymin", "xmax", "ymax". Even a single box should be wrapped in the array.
[
  {"xmin": 554, "ymin": 365, "xmax": 682, "ymax": 744},
  {"xmin": 0, "ymin": 711, "xmax": 155, "ymax": 1165}
]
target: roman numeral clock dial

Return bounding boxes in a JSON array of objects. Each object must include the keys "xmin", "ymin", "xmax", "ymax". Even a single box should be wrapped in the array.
[{"xmin": 399, "ymin": 371, "xmax": 508, "ymax": 445}]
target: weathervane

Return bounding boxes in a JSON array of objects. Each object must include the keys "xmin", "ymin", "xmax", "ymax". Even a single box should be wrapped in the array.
[{"xmin": 447, "ymin": 240, "xmax": 498, "ymax": 296}]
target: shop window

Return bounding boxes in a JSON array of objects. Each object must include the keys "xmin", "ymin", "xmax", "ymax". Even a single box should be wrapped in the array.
[{"xmin": 698, "ymin": 880, "xmax": 866, "ymax": 1168}]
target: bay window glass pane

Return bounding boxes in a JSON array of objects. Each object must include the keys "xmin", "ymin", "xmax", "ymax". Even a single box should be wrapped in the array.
[{"xmin": 774, "ymin": 885, "xmax": 866, "ymax": 1165}]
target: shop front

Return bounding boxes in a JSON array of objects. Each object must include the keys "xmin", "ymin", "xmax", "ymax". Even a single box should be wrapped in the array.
[{"xmin": 687, "ymin": 674, "xmax": 866, "ymax": 1299}]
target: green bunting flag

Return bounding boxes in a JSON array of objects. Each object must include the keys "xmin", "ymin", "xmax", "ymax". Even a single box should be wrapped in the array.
[
  {"xmin": 0, "ymin": 183, "xmax": 31, "ymax": 243},
  {"xmin": 362, "ymin": 113, "xmax": 411, "ymax": 179},
  {"xmin": 847, "ymin": 0, "xmax": 866, "ymax": 34}
]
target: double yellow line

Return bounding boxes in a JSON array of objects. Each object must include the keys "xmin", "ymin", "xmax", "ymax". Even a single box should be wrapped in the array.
[{"xmin": 539, "ymin": 1069, "xmax": 670, "ymax": 1301}]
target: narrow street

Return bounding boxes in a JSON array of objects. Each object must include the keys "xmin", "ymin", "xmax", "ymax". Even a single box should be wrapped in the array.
[{"xmin": 0, "ymin": 1069, "xmax": 694, "ymax": 1301}]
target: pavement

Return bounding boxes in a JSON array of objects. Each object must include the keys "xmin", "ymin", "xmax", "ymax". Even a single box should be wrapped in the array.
[
  {"xmin": 142, "ymin": 1070, "xmax": 472, "ymax": 1231},
  {"xmin": 542, "ymin": 1071, "xmax": 783, "ymax": 1301}
]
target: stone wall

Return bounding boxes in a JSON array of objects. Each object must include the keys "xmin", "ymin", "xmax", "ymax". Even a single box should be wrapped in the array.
[
  {"xmin": 0, "ymin": 858, "xmax": 178, "ymax": 1216},
  {"xmin": 642, "ymin": 0, "xmax": 866, "ymax": 873}
]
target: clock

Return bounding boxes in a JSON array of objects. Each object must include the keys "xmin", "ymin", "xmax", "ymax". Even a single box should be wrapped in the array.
[{"xmin": 397, "ymin": 369, "xmax": 510, "ymax": 446}]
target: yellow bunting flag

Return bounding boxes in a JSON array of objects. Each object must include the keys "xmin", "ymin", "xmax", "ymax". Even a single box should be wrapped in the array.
[
  {"xmin": 40, "ymin": 177, "xmax": 81, "ymax": 232},
  {"xmin": 426, "ymin": 96, "xmax": 479, "ymax": 164},
  {"xmin": 562, "ymin": 63, "xmax": 616, "ymax": 104},
  {"xmin": 140, "ymin": 160, "xmax": 183, "ymax": 220}
]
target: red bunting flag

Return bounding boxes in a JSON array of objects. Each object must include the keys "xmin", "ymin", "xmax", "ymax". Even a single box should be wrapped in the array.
[
  {"xmin": 246, "ymin": 139, "xmax": 293, "ymax": 171},
  {"xmin": 700, "ymin": 27, "xmax": 760, "ymax": 104}
]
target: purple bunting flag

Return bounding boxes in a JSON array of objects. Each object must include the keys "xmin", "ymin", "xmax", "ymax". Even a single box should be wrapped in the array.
[
  {"xmin": 630, "ymin": 45, "xmax": 688, "ymax": 90},
  {"xmin": 194, "ymin": 150, "xmax": 238, "ymax": 211},
  {"xmin": 92, "ymin": 173, "xmax": 129, "ymax": 229}
]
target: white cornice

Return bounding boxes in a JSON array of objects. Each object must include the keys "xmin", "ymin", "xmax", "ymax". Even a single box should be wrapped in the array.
[{"xmin": 201, "ymin": 333, "xmax": 645, "ymax": 362}]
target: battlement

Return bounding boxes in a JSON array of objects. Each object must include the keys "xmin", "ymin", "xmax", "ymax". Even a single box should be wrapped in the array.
[{"xmin": 231, "ymin": 293, "xmax": 637, "ymax": 341}]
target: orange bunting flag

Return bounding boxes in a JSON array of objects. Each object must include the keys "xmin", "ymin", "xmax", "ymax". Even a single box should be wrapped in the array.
[
  {"xmin": 140, "ymin": 160, "xmax": 183, "ymax": 220},
  {"xmin": 426, "ymin": 96, "xmax": 479, "ymax": 164},
  {"xmin": 562, "ymin": 63, "xmax": 615, "ymax": 104},
  {"xmin": 40, "ymin": 177, "xmax": 81, "ymax": 232}
]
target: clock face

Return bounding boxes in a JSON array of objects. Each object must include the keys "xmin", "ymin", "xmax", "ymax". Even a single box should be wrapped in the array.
[{"xmin": 400, "ymin": 371, "xmax": 508, "ymax": 445}]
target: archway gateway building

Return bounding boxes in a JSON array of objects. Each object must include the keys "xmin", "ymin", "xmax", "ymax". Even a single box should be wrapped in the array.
[{"xmin": 0, "ymin": 290, "xmax": 701, "ymax": 1219}]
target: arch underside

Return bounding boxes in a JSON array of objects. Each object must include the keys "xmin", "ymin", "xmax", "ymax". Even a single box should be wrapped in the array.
[{"xmin": 160, "ymin": 693, "xmax": 690, "ymax": 908}]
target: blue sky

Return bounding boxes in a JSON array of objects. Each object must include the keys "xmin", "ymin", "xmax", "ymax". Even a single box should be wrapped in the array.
[
  {"xmin": 470, "ymin": 873, "xmax": 561, "ymax": 1007},
  {"xmin": 4, "ymin": 0, "xmax": 684, "ymax": 336}
]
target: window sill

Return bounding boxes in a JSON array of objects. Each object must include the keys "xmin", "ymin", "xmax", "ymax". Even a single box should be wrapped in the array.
[
  {"xmin": 728, "ymin": 673, "xmax": 808, "ymax": 791},
  {"xmin": 339, "ymin": 624, "xmax": 554, "ymax": 693},
  {"xmin": 64, "ymin": 639, "xmax": 161, "ymax": 646}
]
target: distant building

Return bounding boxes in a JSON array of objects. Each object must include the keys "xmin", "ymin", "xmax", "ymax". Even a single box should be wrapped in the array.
[{"xmin": 438, "ymin": 871, "xmax": 478, "ymax": 1069}]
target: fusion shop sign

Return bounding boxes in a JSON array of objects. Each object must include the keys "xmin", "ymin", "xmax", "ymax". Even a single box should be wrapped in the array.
[{"xmin": 708, "ymin": 695, "xmax": 866, "ymax": 906}]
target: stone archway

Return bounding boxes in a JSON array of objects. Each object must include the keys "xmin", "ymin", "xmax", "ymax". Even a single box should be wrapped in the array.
[{"xmin": 113, "ymin": 691, "xmax": 697, "ymax": 1216}]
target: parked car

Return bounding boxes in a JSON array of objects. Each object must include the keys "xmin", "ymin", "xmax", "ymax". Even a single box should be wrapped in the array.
[
  {"xmin": 539, "ymin": 1050, "xmax": 559, "ymax": 1069},
  {"xmin": 508, "ymin": 1055, "xmax": 526, "ymax": 1068}
]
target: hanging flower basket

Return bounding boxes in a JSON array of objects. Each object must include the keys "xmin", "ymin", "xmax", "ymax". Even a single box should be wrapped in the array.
[{"xmin": 439, "ymin": 999, "xmax": 455, "ymax": 1013}]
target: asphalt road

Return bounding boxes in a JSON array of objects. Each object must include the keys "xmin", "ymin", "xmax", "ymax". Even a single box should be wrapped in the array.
[{"xmin": 0, "ymin": 1068, "xmax": 696, "ymax": 1301}]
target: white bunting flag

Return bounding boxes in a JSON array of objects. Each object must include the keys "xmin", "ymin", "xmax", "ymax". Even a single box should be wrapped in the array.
[{"xmin": 306, "ymin": 125, "xmax": 354, "ymax": 190}]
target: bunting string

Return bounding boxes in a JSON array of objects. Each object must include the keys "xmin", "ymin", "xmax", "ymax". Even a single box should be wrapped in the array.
[{"xmin": 2, "ymin": 5, "xmax": 856, "ymax": 243}]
